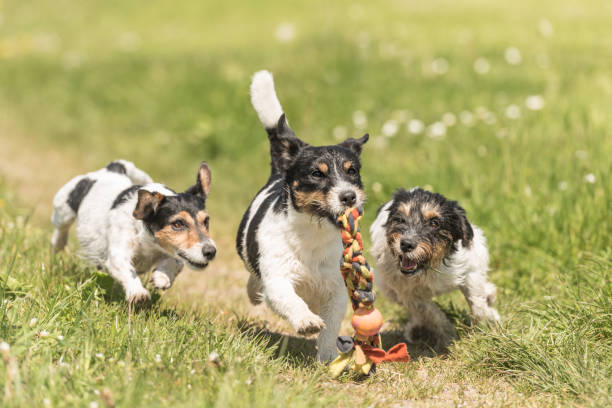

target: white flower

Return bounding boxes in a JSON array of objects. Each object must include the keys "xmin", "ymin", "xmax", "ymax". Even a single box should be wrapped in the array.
[
  {"xmin": 407, "ymin": 119, "xmax": 424, "ymax": 134},
  {"xmin": 372, "ymin": 182, "xmax": 382, "ymax": 194},
  {"xmin": 431, "ymin": 58, "xmax": 449, "ymax": 75},
  {"xmin": 43, "ymin": 398, "xmax": 51, "ymax": 407},
  {"xmin": 473, "ymin": 57, "xmax": 490, "ymax": 75},
  {"xmin": 505, "ymin": 104, "xmax": 521, "ymax": 119},
  {"xmin": 575, "ymin": 150, "xmax": 587, "ymax": 160},
  {"xmin": 583, "ymin": 173, "xmax": 596, "ymax": 184},
  {"xmin": 332, "ymin": 126, "xmax": 348, "ymax": 141},
  {"xmin": 477, "ymin": 146, "xmax": 488, "ymax": 157},
  {"xmin": 442, "ymin": 112, "xmax": 456, "ymax": 126},
  {"xmin": 427, "ymin": 122, "xmax": 446, "ymax": 140},
  {"xmin": 275, "ymin": 23, "xmax": 295, "ymax": 43},
  {"xmin": 90, "ymin": 402, "xmax": 99, "ymax": 408},
  {"xmin": 39, "ymin": 330, "xmax": 50, "ymax": 338},
  {"xmin": 155, "ymin": 354, "xmax": 162, "ymax": 363},
  {"xmin": 30, "ymin": 318, "xmax": 38, "ymax": 327},
  {"xmin": 0, "ymin": 341, "xmax": 10, "ymax": 354},
  {"xmin": 558, "ymin": 181, "xmax": 568, "ymax": 191},
  {"xmin": 538, "ymin": 19, "xmax": 554, "ymax": 37},
  {"xmin": 190, "ymin": 369, "xmax": 196, "ymax": 375},
  {"xmin": 382, "ymin": 120, "xmax": 399, "ymax": 137},
  {"xmin": 95, "ymin": 353, "xmax": 104, "ymax": 359},
  {"xmin": 525, "ymin": 95, "xmax": 545, "ymax": 110},
  {"xmin": 459, "ymin": 111, "xmax": 475, "ymax": 126},
  {"xmin": 57, "ymin": 335, "xmax": 64, "ymax": 341},
  {"xmin": 504, "ymin": 47, "xmax": 522, "ymax": 65},
  {"xmin": 524, "ymin": 185, "xmax": 532, "ymax": 197},
  {"xmin": 352, "ymin": 110, "xmax": 367, "ymax": 128}
]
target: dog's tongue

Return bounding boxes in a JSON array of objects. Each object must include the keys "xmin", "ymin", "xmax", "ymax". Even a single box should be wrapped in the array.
[{"xmin": 401, "ymin": 257, "xmax": 417, "ymax": 271}]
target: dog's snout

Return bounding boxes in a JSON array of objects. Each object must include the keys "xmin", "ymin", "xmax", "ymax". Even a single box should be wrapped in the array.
[
  {"xmin": 339, "ymin": 190, "xmax": 357, "ymax": 207},
  {"xmin": 400, "ymin": 238, "xmax": 417, "ymax": 253},
  {"xmin": 202, "ymin": 244, "xmax": 217, "ymax": 260}
]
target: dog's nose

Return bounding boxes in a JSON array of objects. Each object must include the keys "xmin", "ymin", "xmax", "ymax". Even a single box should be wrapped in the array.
[
  {"xmin": 339, "ymin": 190, "xmax": 357, "ymax": 207},
  {"xmin": 202, "ymin": 244, "xmax": 216, "ymax": 260},
  {"xmin": 400, "ymin": 239, "xmax": 417, "ymax": 253}
]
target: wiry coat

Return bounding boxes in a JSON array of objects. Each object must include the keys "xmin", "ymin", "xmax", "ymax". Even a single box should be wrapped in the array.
[{"xmin": 370, "ymin": 188, "xmax": 500, "ymax": 350}]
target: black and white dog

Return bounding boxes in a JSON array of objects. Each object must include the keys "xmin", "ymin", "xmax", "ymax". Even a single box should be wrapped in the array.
[
  {"xmin": 51, "ymin": 160, "xmax": 216, "ymax": 303},
  {"xmin": 236, "ymin": 71, "xmax": 369, "ymax": 361},
  {"xmin": 370, "ymin": 188, "xmax": 499, "ymax": 350}
]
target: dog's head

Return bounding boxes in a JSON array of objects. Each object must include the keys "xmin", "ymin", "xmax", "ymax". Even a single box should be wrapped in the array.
[
  {"xmin": 383, "ymin": 188, "xmax": 473, "ymax": 276},
  {"xmin": 133, "ymin": 162, "xmax": 217, "ymax": 270},
  {"xmin": 267, "ymin": 115, "xmax": 369, "ymax": 224}
]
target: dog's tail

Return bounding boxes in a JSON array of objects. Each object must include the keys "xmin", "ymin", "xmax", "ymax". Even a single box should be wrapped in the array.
[
  {"xmin": 250, "ymin": 70, "xmax": 284, "ymax": 131},
  {"xmin": 250, "ymin": 71, "xmax": 305, "ymax": 176},
  {"xmin": 105, "ymin": 160, "xmax": 153, "ymax": 185}
]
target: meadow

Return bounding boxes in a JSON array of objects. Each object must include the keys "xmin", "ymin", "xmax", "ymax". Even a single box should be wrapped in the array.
[{"xmin": 0, "ymin": 0, "xmax": 610, "ymax": 406}]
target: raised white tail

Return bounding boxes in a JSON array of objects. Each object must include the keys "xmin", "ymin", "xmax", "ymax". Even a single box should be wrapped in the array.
[{"xmin": 250, "ymin": 70, "xmax": 284, "ymax": 129}]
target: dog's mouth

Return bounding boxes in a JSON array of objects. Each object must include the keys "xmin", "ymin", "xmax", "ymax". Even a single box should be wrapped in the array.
[
  {"xmin": 399, "ymin": 255, "xmax": 419, "ymax": 276},
  {"xmin": 178, "ymin": 253, "xmax": 208, "ymax": 270}
]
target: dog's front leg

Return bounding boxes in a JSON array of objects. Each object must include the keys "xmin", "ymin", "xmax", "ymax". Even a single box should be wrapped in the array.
[
  {"xmin": 459, "ymin": 274, "xmax": 501, "ymax": 325},
  {"xmin": 263, "ymin": 278, "xmax": 325, "ymax": 335},
  {"xmin": 106, "ymin": 245, "xmax": 150, "ymax": 304},
  {"xmin": 316, "ymin": 287, "xmax": 347, "ymax": 362},
  {"xmin": 150, "ymin": 258, "xmax": 183, "ymax": 290}
]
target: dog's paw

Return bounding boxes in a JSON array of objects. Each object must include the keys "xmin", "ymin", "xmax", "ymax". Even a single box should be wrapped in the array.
[
  {"xmin": 125, "ymin": 286, "xmax": 151, "ymax": 304},
  {"xmin": 150, "ymin": 271, "xmax": 172, "ymax": 290},
  {"xmin": 473, "ymin": 307, "xmax": 501, "ymax": 326},
  {"xmin": 293, "ymin": 313, "xmax": 326, "ymax": 336}
]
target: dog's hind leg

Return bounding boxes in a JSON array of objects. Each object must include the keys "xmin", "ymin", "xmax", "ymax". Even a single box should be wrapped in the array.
[
  {"xmin": 246, "ymin": 274, "xmax": 264, "ymax": 305},
  {"xmin": 316, "ymin": 288, "xmax": 348, "ymax": 362},
  {"xmin": 50, "ymin": 175, "xmax": 85, "ymax": 252}
]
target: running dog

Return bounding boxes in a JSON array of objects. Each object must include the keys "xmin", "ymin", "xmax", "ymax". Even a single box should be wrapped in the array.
[
  {"xmin": 370, "ymin": 188, "xmax": 499, "ymax": 351},
  {"xmin": 51, "ymin": 160, "xmax": 216, "ymax": 303},
  {"xmin": 236, "ymin": 71, "xmax": 369, "ymax": 361}
]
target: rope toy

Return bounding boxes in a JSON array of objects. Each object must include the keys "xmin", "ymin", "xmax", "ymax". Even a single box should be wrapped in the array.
[{"xmin": 329, "ymin": 207, "xmax": 410, "ymax": 378}]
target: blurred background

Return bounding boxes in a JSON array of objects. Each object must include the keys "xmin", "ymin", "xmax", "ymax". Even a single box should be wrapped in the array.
[{"xmin": 0, "ymin": 0, "xmax": 610, "ymax": 405}]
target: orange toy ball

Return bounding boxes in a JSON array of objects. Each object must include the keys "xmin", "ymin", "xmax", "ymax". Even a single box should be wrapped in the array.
[{"xmin": 352, "ymin": 307, "xmax": 383, "ymax": 337}]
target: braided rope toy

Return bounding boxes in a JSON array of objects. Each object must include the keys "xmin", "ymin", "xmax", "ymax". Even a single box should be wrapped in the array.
[{"xmin": 329, "ymin": 207, "xmax": 410, "ymax": 378}]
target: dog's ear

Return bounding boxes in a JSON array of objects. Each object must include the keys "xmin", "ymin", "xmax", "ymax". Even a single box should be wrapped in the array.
[
  {"xmin": 453, "ymin": 205, "xmax": 474, "ymax": 247},
  {"xmin": 267, "ymin": 114, "xmax": 307, "ymax": 175},
  {"xmin": 339, "ymin": 133, "xmax": 369, "ymax": 156},
  {"xmin": 133, "ymin": 190, "xmax": 165, "ymax": 220},
  {"xmin": 185, "ymin": 162, "xmax": 211, "ymax": 197}
]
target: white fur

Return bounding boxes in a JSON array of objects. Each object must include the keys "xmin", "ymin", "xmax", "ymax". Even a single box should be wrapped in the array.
[
  {"xmin": 51, "ymin": 162, "xmax": 192, "ymax": 303},
  {"xmin": 370, "ymin": 201, "xmax": 500, "ymax": 350},
  {"xmin": 255, "ymin": 201, "xmax": 348, "ymax": 361},
  {"xmin": 250, "ymin": 70, "xmax": 284, "ymax": 129}
]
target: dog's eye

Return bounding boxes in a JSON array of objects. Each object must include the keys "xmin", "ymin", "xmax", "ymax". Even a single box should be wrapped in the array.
[
  {"xmin": 171, "ymin": 220, "xmax": 187, "ymax": 230},
  {"xmin": 347, "ymin": 167, "xmax": 357, "ymax": 175},
  {"xmin": 429, "ymin": 218, "xmax": 440, "ymax": 228},
  {"xmin": 203, "ymin": 216, "xmax": 210, "ymax": 230},
  {"xmin": 311, "ymin": 170, "xmax": 325, "ymax": 178}
]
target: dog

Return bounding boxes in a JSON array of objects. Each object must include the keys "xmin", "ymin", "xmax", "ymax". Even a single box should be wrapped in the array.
[
  {"xmin": 236, "ymin": 71, "xmax": 369, "ymax": 361},
  {"xmin": 370, "ymin": 188, "xmax": 500, "ymax": 351},
  {"xmin": 51, "ymin": 159, "xmax": 216, "ymax": 303}
]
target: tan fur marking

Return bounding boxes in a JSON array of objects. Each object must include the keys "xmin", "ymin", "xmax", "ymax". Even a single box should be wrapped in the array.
[
  {"xmin": 343, "ymin": 161, "xmax": 353, "ymax": 172},
  {"xmin": 294, "ymin": 190, "xmax": 328, "ymax": 213},
  {"xmin": 154, "ymin": 211, "xmax": 198, "ymax": 252},
  {"xmin": 399, "ymin": 203, "xmax": 411, "ymax": 217},
  {"xmin": 317, "ymin": 163, "xmax": 329, "ymax": 173},
  {"xmin": 420, "ymin": 202, "xmax": 440, "ymax": 216},
  {"xmin": 293, "ymin": 180, "xmax": 299, "ymax": 188},
  {"xmin": 196, "ymin": 210, "xmax": 210, "ymax": 235},
  {"xmin": 423, "ymin": 209, "xmax": 441, "ymax": 220}
]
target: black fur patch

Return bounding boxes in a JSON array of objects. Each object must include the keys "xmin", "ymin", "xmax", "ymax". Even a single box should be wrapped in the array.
[
  {"xmin": 111, "ymin": 185, "xmax": 142, "ymax": 209},
  {"xmin": 106, "ymin": 161, "xmax": 127, "ymax": 174},
  {"xmin": 141, "ymin": 193, "xmax": 206, "ymax": 232},
  {"xmin": 241, "ymin": 179, "xmax": 282, "ymax": 277},
  {"xmin": 67, "ymin": 178, "xmax": 96, "ymax": 212}
]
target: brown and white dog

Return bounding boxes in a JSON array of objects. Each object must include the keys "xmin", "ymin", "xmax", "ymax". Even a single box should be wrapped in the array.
[
  {"xmin": 51, "ymin": 160, "xmax": 216, "ymax": 303},
  {"xmin": 370, "ymin": 188, "xmax": 499, "ymax": 350}
]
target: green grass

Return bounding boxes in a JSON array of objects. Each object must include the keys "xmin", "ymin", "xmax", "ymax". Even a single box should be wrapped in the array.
[{"xmin": 1, "ymin": 0, "xmax": 611, "ymax": 406}]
